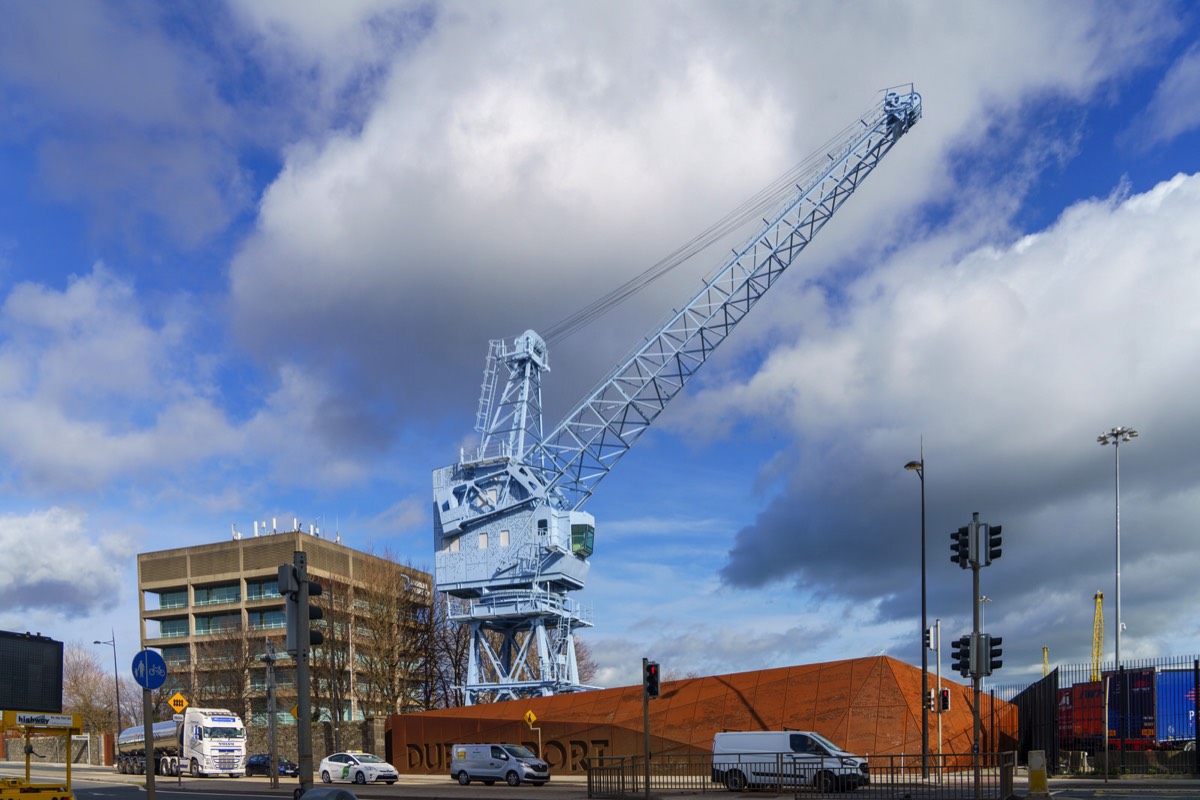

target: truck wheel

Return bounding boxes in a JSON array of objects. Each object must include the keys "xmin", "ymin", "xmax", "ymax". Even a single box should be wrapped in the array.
[
  {"xmin": 813, "ymin": 770, "xmax": 836, "ymax": 793},
  {"xmin": 190, "ymin": 759, "xmax": 200, "ymax": 778},
  {"xmin": 724, "ymin": 770, "xmax": 747, "ymax": 792},
  {"xmin": 457, "ymin": 771, "xmax": 471, "ymax": 785},
  {"xmin": 505, "ymin": 770, "xmax": 521, "ymax": 786}
]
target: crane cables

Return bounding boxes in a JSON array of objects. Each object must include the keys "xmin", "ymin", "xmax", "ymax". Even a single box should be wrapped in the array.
[{"xmin": 540, "ymin": 97, "xmax": 885, "ymax": 347}]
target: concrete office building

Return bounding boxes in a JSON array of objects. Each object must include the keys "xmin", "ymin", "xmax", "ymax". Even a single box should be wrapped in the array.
[{"xmin": 138, "ymin": 525, "xmax": 430, "ymax": 726}]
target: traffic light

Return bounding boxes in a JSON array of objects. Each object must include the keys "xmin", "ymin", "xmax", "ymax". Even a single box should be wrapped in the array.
[
  {"xmin": 940, "ymin": 688, "xmax": 950, "ymax": 712},
  {"xmin": 950, "ymin": 635, "xmax": 971, "ymax": 677},
  {"xmin": 923, "ymin": 626, "xmax": 933, "ymax": 650},
  {"xmin": 644, "ymin": 660, "xmax": 661, "ymax": 698},
  {"xmin": 280, "ymin": 564, "xmax": 324, "ymax": 656},
  {"xmin": 950, "ymin": 526, "xmax": 970, "ymax": 569},
  {"xmin": 924, "ymin": 689, "xmax": 936, "ymax": 710},
  {"xmin": 985, "ymin": 634, "xmax": 1003, "ymax": 675},
  {"xmin": 986, "ymin": 524, "xmax": 1002, "ymax": 564}
]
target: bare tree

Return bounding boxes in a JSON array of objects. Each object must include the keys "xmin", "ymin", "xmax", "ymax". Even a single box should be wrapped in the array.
[
  {"xmin": 63, "ymin": 643, "xmax": 114, "ymax": 733},
  {"xmin": 352, "ymin": 554, "xmax": 432, "ymax": 716},
  {"xmin": 430, "ymin": 592, "xmax": 469, "ymax": 708},
  {"xmin": 192, "ymin": 621, "xmax": 258, "ymax": 719},
  {"xmin": 573, "ymin": 635, "xmax": 599, "ymax": 686},
  {"xmin": 310, "ymin": 576, "xmax": 353, "ymax": 739}
]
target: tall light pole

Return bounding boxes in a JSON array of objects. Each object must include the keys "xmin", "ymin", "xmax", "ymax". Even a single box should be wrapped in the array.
[
  {"xmin": 93, "ymin": 630, "xmax": 121, "ymax": 766},
  {"xmin": 1097, "ymin": 426, "xmax": 1137, "ymax": 671},
  {"xmin": 905, "ymin": 448, "xmax": 928, "ymax": 779}
]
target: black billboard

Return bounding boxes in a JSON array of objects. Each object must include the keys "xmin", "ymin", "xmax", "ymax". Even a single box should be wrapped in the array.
[{"xmin": 0, "ymin": 630, "xmax": 64, "ymax": 713}]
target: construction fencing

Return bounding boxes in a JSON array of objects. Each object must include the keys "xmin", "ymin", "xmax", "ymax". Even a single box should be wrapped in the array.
[
  {"xmin": 994, "ymin": 654, "xmax": 1200, "ymax": 776},
  {"xmin": 587, "ymin": 752, "xmax": 1015, "ymax": 799}
]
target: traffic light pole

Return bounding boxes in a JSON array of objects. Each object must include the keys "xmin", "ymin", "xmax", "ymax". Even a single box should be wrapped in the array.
[
  {"xmin": 295, "ymin": 551, "xmax": 315, "ymax": 799},
  {"xmin": 642, "ymin": 657, "xmax": 651, "ymax": 800},
  {"xmin": 971, "ymin": 540, "xmax": 982, "ymax": 800}
]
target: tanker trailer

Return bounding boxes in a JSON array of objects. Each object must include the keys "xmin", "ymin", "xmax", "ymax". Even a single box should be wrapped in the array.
[{"xmin": 115, "ymin": 720, "xmax": 180, "ymax": 775}]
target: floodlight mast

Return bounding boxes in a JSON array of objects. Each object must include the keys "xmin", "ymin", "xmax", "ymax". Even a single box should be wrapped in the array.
[{"xmin": 433, "ymin": 87, "xmax": 923, "ymax": 705}]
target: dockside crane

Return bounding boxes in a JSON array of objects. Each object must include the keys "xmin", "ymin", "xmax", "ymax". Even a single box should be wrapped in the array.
[{"xmin": 433, "ymin": 87, "xmax": 923, "ymax": 704}]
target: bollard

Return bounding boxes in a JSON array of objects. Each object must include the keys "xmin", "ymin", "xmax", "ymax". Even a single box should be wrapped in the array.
[{"xmin": 1027, "ymin": 750, "xmax": 1049, "ymax": 798}]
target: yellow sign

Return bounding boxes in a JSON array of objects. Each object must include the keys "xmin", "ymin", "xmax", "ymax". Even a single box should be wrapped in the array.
[
  {"xmin": 524, "ymin": 710, "xmax": 537, "ymax": 728},
  {"xmin": 168, "ymin": 692, "xmax": 188, "ymax": 713},
  {"xmin": 290, "ymin": 704, "xmax": 299, "ymax": 719}
]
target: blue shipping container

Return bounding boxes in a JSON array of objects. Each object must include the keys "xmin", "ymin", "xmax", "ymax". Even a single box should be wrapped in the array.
[{"xmin": 1155, "ymin": 670, "xmax": 1197, "ymax": 744}]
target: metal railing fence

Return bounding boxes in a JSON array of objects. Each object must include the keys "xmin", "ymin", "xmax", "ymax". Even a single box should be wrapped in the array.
[{"xmin": 587, "ymin": 751, "xmax": 1015, "ymax": 799}]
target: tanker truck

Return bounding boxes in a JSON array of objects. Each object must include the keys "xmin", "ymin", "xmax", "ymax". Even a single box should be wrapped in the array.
[{"xmin": 115, "ymin": 708, "xmax": 246, "ymax": 777}]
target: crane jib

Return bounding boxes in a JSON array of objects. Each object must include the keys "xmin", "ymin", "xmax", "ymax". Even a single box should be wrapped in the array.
[{"xmin": 531, "ymin": 89, "xmax": 921, "ymax": 509}]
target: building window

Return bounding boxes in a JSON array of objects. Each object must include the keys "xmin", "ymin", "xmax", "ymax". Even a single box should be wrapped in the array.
[
  {"xmin": 479, "ymin": 532, "xmax": 488, "ymax": 549},
  {"xmin": 155, "ymin": 589, "xmax": 188, "ymax": 610},
  {"xmin": 159, "ymin": 619, "xmax": 189, "ymax": 638},
  {"xmin": 195, "ymin": 613, "xmax": 241, "ymax": 635},
  {"xmin": 246, "ymin": 578, "xmax": 280, "ymax": 600},
  {"xmin": 499, "ymin": 530, "xmax": 510, "ymax": 547},
  {"xmin": 194, "ymin": 584, "xmax": 240, "ymax": 606},
  {"xmin": 161, "ymin": 645, "xmax": 190, "ymax": 666},
  {"xmin": 448, "ymin": 538, "xmax": 459, "ymax": 553},
  {"xmin": 248, "ymin": 609, "xmax": 285, "ymax": 630}
]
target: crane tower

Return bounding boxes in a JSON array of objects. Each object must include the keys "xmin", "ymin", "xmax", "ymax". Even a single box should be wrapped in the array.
[
  {"xmin": 433, "ymin": 87, "xmax": 923, "ymax": 704},
  {"xmin": 1092, "ymin": 591, "xmax": 1104, "ymax": 681}
]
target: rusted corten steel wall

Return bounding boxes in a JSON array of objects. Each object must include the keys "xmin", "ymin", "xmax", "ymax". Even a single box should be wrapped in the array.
[{"xmin": 387, "ymin": 656, "xmax": 1016, "ymax": 775}]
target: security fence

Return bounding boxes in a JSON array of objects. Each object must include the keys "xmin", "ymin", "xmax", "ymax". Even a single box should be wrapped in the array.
[
  {"xmin": 994, "ymin": 654, "xmax": 1200, "ymax": 776},
  {"xmin": 587, "ymin": 751, "xmax": 1015, "ymax": 799}
]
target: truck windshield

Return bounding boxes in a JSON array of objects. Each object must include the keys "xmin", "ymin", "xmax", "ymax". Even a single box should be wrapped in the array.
[{"xmin": 206, "ymin": 726, "xmax": 245, "ymax": 739}]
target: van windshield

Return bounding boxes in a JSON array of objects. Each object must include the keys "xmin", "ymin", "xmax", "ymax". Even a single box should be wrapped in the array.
[
  {"xmin": 503, "ymin": 745, "xmax": 537, "ymax": 759},
  {"xmin": 806, "ymin": 732, "xmax": 844, "ymax": 753}
]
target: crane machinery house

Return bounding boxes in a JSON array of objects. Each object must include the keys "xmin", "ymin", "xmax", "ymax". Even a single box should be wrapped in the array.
[{"xmin": 434, "ymin": 87, "xmax": 922, "ymax": 705}]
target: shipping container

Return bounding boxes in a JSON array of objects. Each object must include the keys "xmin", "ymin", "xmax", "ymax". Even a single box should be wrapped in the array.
[
  {"xmin": 1071, "ymin": 681, "xmax": 1105, "ymax": 745},
  {"xmin": 1154, "ymin": 669, "xmax": 1197, "ymax": 747},
  {"xmin": 1107, "ymin": 668, "xmax": 1156, "ymax": 749}
]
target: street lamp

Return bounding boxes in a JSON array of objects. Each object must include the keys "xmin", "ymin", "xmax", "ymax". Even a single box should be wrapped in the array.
[
  {"xmin": 904, "ymin": 450, "xmax": 928, "ymax": 778},
  {"xmin": 93, "ymin": 631, "xmax": 121, "ymax": 766},
  {"xmin": 1097, "ymin": 426, "xmax": 1137, "ymax": 671}
]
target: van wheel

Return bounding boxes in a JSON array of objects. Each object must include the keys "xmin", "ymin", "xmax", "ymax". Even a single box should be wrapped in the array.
[
  {"xmin": 457, "ymin": 771, "xmax": 471, "ymax": 785},
  {"xmin": 814, "ymin": 770, "xmax": 836, "ymax": 793},
  {"xmin": 724, "ymin": 770, "xmax": 747, "ymax": 792},
  {"xmin": 506, "ymin": 770, "xmax": 521, "ymax": 786}
]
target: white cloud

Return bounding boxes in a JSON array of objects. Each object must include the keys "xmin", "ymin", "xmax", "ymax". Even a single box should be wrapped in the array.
[
  {"xmin": 1133, "ymin": 44, "xmax": 1200, "ymax": 146},
  {"xmin": 0, "ymin": 507, "xmax": 128, "ymax": 616}
]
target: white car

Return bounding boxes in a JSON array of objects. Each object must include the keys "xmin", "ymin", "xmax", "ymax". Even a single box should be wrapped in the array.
[{"xmin": 318, "ymin": 752, "xmax": 399, "ymax": 785}]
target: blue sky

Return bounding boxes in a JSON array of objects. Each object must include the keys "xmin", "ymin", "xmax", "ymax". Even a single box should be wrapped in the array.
[{"xmin": 3, "ymin": 1, "xmax": 1200, "ymax": 692}]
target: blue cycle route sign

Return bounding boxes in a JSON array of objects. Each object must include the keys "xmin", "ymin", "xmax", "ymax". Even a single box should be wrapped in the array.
[{"xmin": 132, "ymin": 649, "xmax": 168, "ymax": 691}]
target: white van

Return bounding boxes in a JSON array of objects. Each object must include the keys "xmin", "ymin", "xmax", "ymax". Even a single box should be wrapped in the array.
[
  {"xmin": 711, "ymin": 730, "xmax": 869, "ymax": 792},
  {"xmin": 449, "ymin": 743, "xmax": 550, "ymax": 786}
]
